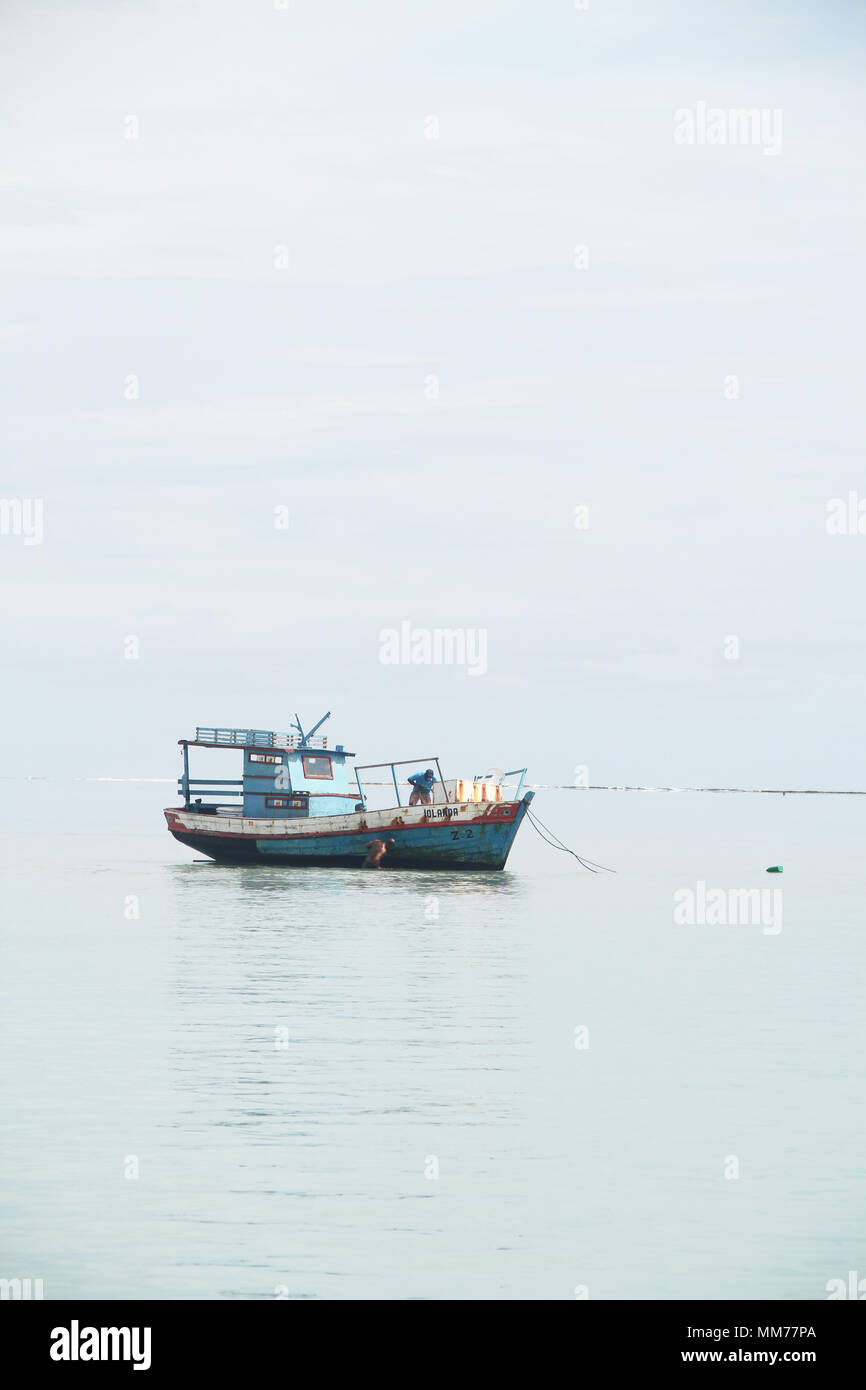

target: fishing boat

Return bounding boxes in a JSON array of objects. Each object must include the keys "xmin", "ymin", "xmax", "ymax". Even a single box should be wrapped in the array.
[{"xmin": 164, "ymin": 712, "xmax": 535, "ymax": 870}]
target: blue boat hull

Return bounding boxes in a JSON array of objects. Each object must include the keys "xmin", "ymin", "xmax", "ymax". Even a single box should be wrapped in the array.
[{"xmin": 168, "ymin": 794, "xmax": 533, "ymax": 870}]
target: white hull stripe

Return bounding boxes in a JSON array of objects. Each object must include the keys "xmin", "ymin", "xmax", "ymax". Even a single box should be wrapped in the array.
[{"xmin": 165, "ymin": 800, "xmax": 518, "ymax": 840}]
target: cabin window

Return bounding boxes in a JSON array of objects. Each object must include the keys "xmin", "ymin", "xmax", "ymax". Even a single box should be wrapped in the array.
[
  {"xmin": 302, "ymin": 754, "xmax": 333, "ymax": 779},
  {"xmin": 265, "ymin": 796, "xmax": 289, "ymax": 809},
  {"xmin": 249, "ymin": 752, "xmax": 282, "ymax": 765}
]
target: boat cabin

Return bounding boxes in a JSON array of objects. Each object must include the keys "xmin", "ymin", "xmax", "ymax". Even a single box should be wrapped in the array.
[{"xmin": 178, "ymin": 713, "xmax": 359, "ymax": 819}]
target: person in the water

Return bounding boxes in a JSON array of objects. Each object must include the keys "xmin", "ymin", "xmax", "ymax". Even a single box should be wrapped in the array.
[
  {"xmin": 363, "ymin": 837, "xmax": 395, "ymax": 868},
  {"xmin": 407, "ymin": 768, "xmax": 437, "ymax": 805}
]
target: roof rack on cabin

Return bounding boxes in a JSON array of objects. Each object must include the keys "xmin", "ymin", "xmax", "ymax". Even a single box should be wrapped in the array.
[{"xmin": 189, "ymin": 726, "xmax": 328, "ymax": 749}]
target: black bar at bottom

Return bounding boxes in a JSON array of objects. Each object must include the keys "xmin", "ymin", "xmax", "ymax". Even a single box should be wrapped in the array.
[{"xmin": 5, "ymin": 1298, "xmax": 863, "ymax": 1376}]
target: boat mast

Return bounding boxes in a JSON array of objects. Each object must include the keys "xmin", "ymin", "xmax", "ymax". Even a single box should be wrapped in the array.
[{"xmin": 291, "ymin": 710, "xmax": 331, "ymax": 747}]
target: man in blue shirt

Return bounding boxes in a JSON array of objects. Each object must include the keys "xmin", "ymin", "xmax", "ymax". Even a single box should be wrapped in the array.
[{"xmin": 407, "ymin": 768, "xmax": 438, "ymax": 806}]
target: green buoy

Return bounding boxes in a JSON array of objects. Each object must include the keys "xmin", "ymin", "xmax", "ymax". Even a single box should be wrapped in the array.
[{"xmin": 766, "ymin": 865, "xmax": 783, "ymax": 873}]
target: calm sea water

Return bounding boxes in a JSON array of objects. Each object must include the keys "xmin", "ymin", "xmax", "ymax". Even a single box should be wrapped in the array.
[{"xmin": 2, "ymin": 784, "xmax": 864, "ymax": 1300}]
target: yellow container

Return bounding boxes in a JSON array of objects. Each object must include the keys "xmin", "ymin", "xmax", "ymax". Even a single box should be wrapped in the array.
[
  {"xmin": 477, "ymin": 782, "xmax": 502, "ymax": 802},
  {"xmin": 442, "ymin": 778, "xmax": 503, "ymax": 803}
]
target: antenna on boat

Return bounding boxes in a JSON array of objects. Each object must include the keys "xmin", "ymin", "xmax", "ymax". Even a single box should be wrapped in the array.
[{"xmin": 292, "ymin": 710, "xmax": 331, "ymax": 746}]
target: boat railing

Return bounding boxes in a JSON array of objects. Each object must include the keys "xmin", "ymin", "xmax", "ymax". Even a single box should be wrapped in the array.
[
  {"xmin": 353, "ymin": 757, "xmax": 448, "ymax": 809},
  {"xmin": 192, "ymin": 727, "xmax": 328, "ymax": 749},
  {"xmin": 475, "ymin": 767, "xmax": 528, "ymax": 800},
  {"xmin": 179, "ymin": 776, "xmax": 243, "ymax": 809},
  {"xmin": 353, "ymin": 762, "xmax": 529, "ymax": 810}
]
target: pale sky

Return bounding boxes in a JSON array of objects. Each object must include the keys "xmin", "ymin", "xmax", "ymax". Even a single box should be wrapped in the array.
[{"xmin": 2, "ymin": 0, "xmax": 865, "ymax": 793}]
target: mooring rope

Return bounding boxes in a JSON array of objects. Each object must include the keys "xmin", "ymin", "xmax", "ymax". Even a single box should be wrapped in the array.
[{"xmin": 526, "ymin": 807, "xmax": 616, "ymax": 874}]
